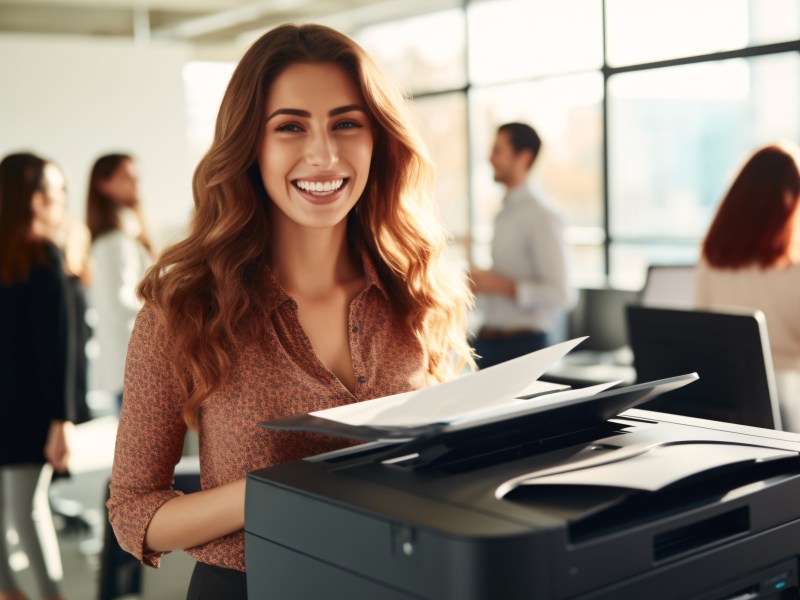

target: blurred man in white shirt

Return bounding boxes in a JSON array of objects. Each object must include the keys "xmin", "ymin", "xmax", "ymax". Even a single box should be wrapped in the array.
[{"xmin": 470, "ymin": 122, "xmax": 575, "ymax": 368}]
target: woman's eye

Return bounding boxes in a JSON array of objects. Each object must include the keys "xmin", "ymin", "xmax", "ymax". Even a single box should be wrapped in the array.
[
  {"xmin": 334, "ymin": 120, "xmax": 360, "ymax": 130},
  {"xmin": 276, "ymin": 123, "xmax": 303, "ymax": 133}
]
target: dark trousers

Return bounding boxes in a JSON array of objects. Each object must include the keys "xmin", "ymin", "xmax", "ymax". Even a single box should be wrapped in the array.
[
  {"xmin": 187, "ymin": 562, "xmax": 248, "ymax": 599},
  {"xmin": 474, "ymin": 329, "xmax": 548, "ymax": 370}
]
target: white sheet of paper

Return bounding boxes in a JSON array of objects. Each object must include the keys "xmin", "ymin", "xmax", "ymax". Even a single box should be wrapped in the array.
[
  {"xmin": 516, "ymin": 443, "xmax": 796, "ymax": 491},
  {"xmin": 449, "ymin": 380, "xmax": 620, "ymax": 426},
  {"xmin": 515, "ymin": 379, "xmax": 570, "ymax": 399},
  {"xmin": 310, "ymin": 337, "xmax": 587, "ymax": 427}
]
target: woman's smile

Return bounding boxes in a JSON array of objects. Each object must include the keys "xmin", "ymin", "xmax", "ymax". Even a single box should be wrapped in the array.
[{"xmin": 291, "ymin": 176, "xmax": 349, "ymax": 204}]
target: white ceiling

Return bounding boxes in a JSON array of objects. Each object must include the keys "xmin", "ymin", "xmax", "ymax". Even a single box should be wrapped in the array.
[{"xmin": 0, "ymin": 0, "xmax": 459, "ymax": 47}]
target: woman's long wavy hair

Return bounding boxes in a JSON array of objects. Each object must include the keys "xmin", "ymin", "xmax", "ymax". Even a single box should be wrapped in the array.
[
  {"xmin": 87, "ymin": 153, "xmax": 154, "ymax": 257},
  {"xmin": 139, "ymin": 24, "xmax": 474, "ymax": 430},
  {"xmin": 0, "ymin": 153, "xmax": 49, "ymax": 284}
]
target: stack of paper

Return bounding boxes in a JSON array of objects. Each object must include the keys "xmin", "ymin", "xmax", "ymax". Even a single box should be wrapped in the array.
[{"xmin": 261, "ymin": 338, "xmax": 698, "ymax": 443}]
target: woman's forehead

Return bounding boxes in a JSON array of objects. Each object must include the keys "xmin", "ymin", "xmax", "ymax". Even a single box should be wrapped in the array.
[{"xmin": 266, "ymin": 62, "xmax": 366, "ymax": 113}]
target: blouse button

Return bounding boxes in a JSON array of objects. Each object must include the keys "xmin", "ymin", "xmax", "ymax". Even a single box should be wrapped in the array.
[
  {"xmin": 357, "ymin": 376, "xmax": 366, "ymax": 384},
  {"xmin": 352, "ymin": 326, "xmax": 359, "ymax": 333}
]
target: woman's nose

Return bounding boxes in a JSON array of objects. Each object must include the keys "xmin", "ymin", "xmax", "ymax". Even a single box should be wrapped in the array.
[{"xmin": 305, "ymin": 130, "xmax": 338, "ymax": 169}]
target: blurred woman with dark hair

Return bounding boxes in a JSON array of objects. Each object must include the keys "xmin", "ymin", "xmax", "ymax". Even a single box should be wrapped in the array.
[
  {"xmin": 85, "ymin": 153, "xmax": 153, "ymax": 410},
  {"xmin": 696, "ymin": 142, "xmax": 800, "ymax": 429},
  {"xmin": 55, "ymin": 211, "xmax": 93, "ymax": 426},
  {"xmin": 0, "ymin": 152, "xmax": 71, "ymax": 600}
]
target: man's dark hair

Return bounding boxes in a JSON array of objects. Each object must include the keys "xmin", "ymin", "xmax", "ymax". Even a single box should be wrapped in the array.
[{"xmin": 498, "ymin": 122, "xmax": 541, "ymax": 169}]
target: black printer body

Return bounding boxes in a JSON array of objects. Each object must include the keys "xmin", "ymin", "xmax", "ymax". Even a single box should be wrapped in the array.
[{"xmin": 246, "ymin": 406, "xmax": 800, "ymax": 599}]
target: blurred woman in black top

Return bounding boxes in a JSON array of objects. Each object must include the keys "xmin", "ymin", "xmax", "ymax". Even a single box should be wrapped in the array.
[{"xmin": 0, "ymin": 152, "xmax": 71, "ymax": 600}]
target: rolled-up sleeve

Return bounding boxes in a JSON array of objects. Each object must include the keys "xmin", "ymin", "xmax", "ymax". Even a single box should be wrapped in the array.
[{"xmin": 107, "ymin": 304, "xmax": 187, "ymax": 568}]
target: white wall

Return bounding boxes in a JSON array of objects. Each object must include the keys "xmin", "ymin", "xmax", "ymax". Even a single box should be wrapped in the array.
[{"xmin": 0, "ymin": 34, "xmax": 196, "ymax": 249}]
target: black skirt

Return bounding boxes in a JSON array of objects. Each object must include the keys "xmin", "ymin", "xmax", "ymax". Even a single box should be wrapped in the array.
[{"xmin": 186, "ymin": 561, "xmax": 248, "ymax": 599}]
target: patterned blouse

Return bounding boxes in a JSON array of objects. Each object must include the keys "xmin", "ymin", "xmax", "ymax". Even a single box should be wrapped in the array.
[{"xmin": 107, "ymin": 249, "xmax": 428, "ymax": 572}]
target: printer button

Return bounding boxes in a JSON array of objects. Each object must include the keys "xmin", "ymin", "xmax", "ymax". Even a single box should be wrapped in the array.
[{"xmin": 391, "ymin": 524, "xmax": 417, "ymax": 560}]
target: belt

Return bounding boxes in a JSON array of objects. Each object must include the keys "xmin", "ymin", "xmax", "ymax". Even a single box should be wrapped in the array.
[{"xmin": 478, "ymin": 327, "xmax": 542, "ymax": 341}]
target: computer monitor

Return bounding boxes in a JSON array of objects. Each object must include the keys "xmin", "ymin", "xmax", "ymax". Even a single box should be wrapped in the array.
[
  {"xmin": 639, "ymin": 264, "xmax": 696, "ymax": 308},
  {"xmin": 570, "ymin": 288, "xmax": 640, "ymax": 352},
  {"xmin": 625, "ymin": 305, "xmax": 782, "ymax": 430}
]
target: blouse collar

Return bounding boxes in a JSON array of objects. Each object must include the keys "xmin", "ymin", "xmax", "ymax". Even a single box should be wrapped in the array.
[{"xmin": 264, "ymin": 243, "xmax": 388, "ymax": 313}]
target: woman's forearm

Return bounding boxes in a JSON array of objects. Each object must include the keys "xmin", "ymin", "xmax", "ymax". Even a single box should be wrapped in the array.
[{"xmin": 144, "ymin": 477, "xmax": 246, "ymax": 553}]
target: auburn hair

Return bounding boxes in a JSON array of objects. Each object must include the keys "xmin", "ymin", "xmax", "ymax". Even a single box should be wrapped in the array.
[
  {"xmin": 86, "ymin": 153, "xmax": 154, "ymax": 257},
  {"xmin": 703, "ymin": 143, "xmax": 800, "ymax": 269},
  {"xmin": 139, "ymin": 24, "xmax": 474, "ymax": 430},
  {"xmin": 0, "ymin": 153, "xmax": 50, "ymax": 284}
]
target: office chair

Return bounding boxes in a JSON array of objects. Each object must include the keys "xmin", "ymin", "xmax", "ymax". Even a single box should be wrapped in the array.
[{"xmin": 626, "ymin": 305, "xmax": 782, "ymax": 430}]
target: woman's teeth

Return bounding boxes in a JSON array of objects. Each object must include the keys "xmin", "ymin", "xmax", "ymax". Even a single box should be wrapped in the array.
[{"xmin": 295, "ymin": 179, "xmax": 345, "ymax": 196}]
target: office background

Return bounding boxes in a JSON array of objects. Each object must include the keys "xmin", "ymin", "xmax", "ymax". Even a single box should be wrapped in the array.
[
  {"xmin": 1, "ymin": 1, "xmax": 799, "ymax": 597},
  {"xmin": 2, "ymin": 0, "xmax": 799, "ymax": 291}
]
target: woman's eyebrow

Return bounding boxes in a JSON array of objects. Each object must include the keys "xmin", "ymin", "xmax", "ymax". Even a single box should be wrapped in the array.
[
  {"xmin": 328, "ymin": 104, "xmax": 367, "ymax": 117},
  {"xmin": 266, "ymin": 104, "xmax": 367, "ymax": 122}
]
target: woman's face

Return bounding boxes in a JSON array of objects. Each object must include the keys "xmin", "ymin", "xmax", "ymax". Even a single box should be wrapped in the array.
[
  {"xmin": 258, "ymin": 62, "xmax": 374, "ymax": 232},
  {"xmin": 30, "ymin": 163, "xmax": 67, "ymax": 240},
  {"xmin": 99, "ymin": 158, "xmax": 138, "ymax": 207}
]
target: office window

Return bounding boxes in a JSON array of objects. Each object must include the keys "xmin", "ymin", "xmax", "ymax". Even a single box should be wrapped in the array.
[
  {"xmin": 409, "ymin": 93, "xmax": 469, "ymax": 261},
  {"xmin": 355, "ymin": 9, "xmax": 466, "ymax": 95},
  {"xmin": 467, "ymin": 0, "xmax": 602, "ymax": 85},
  {"xmin": 469, "ymin": 73, "xmax": 604, "ymax": 273},
  {"xmin": 352, "ymin": 0, "xmax": 799, "ymax": 289},
  {"xmin": 606, "ymin": 0, "xmax": 800, "ymax": 67},
  {"xmin": 608, "ymin": 52, "xmax": 800, "ymax": 245},
  {"xmin": 570, "ymin": 243, "xmax": 607, "ymax": 289}
]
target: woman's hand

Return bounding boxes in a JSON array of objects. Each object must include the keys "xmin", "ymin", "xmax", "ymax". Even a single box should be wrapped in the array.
[
  {"xmin": 44, "ymin": 420, "xmax": 73, "ymax": 473},
  {"xmin": 468, "ymin": 267, "xmax": 516, "ymax": 298}
]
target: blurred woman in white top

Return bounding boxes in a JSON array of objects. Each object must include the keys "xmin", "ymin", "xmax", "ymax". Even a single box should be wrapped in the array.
[
  {"xmin": 695, "ymin": 142, "xmax": 800, "ymax": 430},
  {"xmin": 86, "ymin": 154, "xmax": 154, "ymax": 409}
]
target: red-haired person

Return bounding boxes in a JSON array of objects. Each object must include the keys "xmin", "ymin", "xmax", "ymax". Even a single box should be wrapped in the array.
[
  {"xmin": 695, "ymin": 142, "xmax": 800, "ymax": 430},
  {"xmin": 107, "ymin": 24, "xmax": 474, "ymax": 597},
  {"xmin": 0, "ymin": 153, "xmax": 71, "ymax": 600}
]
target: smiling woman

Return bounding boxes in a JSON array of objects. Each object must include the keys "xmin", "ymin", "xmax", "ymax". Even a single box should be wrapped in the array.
[{"xmin": 106, "ymin": 23, "xmax": 474, "ymax": 598}]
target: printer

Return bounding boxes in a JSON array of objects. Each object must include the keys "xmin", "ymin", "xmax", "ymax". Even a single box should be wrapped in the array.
[{"xmin": 245, "ymin": 375, "xmax": 800, "ymax": 599}]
